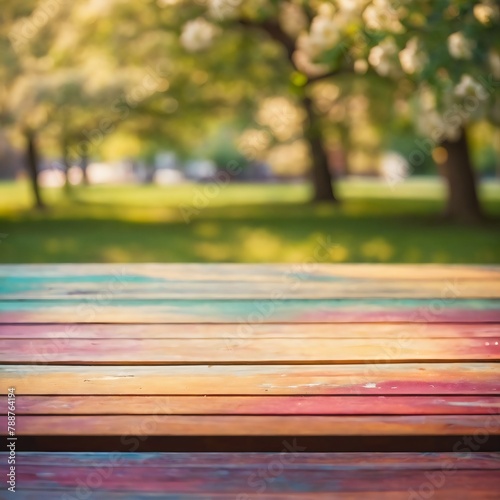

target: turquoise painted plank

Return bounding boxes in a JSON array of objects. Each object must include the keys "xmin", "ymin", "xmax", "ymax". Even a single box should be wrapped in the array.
[{"xmin": 0, "ymin": 298, "xmax": 499, "ymax": 323}]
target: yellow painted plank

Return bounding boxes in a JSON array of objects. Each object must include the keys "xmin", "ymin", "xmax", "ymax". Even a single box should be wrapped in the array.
[{"xmin": 2, "ymin": 363, "xmax": 498, "ymax": 395}]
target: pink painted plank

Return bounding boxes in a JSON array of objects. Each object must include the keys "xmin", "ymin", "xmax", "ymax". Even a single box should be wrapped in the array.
[
  {"xmin": 2, "ymin": 337, "xmax": 499, "ymax": 364},
  {"xmin": 1, "ymin": 323, "xmax": 498, "ymax": 339},
  {"xmin": 3, "ymin": 395, "xmax": 499, "ymax": 416},
  {"xmin": 3, "ymin": 452, "xmax": 500, "ymax": 497}
]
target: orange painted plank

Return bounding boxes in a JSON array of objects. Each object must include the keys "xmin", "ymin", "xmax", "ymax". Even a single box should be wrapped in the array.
[
  {"xmin": 3, "ymin": 337, "xmax": 500, "ymax": 364},
  {"xmin": 5, "ymin": 414, "xmax": 500, "ymax": 436},
  {"xmin": 4, "ymin": 395, "xmax": 499, "ymax": 416},
  {"xmin": 2, "ymin": 364, "xmax": 499, "ymax": 395}
]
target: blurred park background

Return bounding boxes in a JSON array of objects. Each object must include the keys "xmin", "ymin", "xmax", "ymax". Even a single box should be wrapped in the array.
[{"xmin": 1, "ymin": 0, "xmax": 500, "ymax": 264}]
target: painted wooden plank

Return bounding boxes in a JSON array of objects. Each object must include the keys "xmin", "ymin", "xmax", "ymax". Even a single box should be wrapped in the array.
[
  {"xmin": 2, "ymin": 279, "xmax": 499, "ymax": 299},
  {"xmin": 6, "ymin": 490, "xmax": 500, "ymax": 500},
  {"xmin": 10, "ymin": 464, "xmax": 500, "ymax": 492},
  {"xmin": 2, "ymin": 323, "xmax": 499, "ymax": 339},
  {"xmin": 3, "ymin": 337, "xmax": 500, "ymax": 364},
  {"xmin": 4, "ymin": 414, "xmax": 500, "ymax": 435},
  {"xmin": 3, "ymin": 453, "xmax": 500, "ymax": 499},
  {"xmin": 1, "ymin": 298, "xmax": 499, "ymax": 323},
  {"xmin": 7, "ymin": 490, "xmax": 500, "ymax": 500},
  {"xmin": 4, "ymin": 457, "xmax": 498, "ymax": 500},
  {"xmin": 2, "ymin": 364, "xmax": 499, "ymax": 395},
  {"xmin": 10, "ymin": 451, "xmax": 500, "ymax": 469},
  {"xmin": 1, "ymin": 263, "xmax": 499, "ymax": 280},
  {"xmin": 4, "ymin": 395, "xmax": 499, "ymax": 416}
]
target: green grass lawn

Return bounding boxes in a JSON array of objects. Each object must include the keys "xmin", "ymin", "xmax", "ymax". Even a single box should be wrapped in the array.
[{"xmin": 1, "ymin": 178, "xmax": 499, "ymax": 263}]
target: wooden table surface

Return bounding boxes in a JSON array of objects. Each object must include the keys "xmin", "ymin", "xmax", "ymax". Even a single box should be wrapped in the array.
[{"xmin": 1, "ymin": 264, "xmax": 499, "ymax": 498}]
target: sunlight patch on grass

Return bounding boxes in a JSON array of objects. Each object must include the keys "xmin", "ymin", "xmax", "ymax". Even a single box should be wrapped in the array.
[
  {"xmin": 195, "ymin": 222, "xmax": 221, "ymax": 238},
  {"xmin": 328, "ymin": 244, "xmax": 350, "ymax": 262},
  {"xmin": 101, "ymin": 246, "xmax": 135, "ymax": 262},
  {"xmin": 240, "ymin": 228, "xmax": 285, "ymax": 261},
  {"xmin": 194, "ymin": 242, "xmax": 233, "ymax": 261},
  {"xmin": 361, "ymin": 238, "xmax": 395, "ymax": 262}
]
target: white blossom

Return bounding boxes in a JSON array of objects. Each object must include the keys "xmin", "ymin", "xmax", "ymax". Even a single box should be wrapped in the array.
[
  {"xmin": 473, "ymin": 1, "xmax": 500, "ymax": 24},
  {"xmin": 336, "ymin": 0, "xmax": 369, "ymax": 22},
  {"xmin": 237, "ymin": 129, "xmax": 270, "ymax": 160},
  {"xmin": 381, "ymin": 152, "xmax": 409, "ymax": 186},
  {"xmin": 454, "ymin": 75, "xmax": 487, "ymax": 100},
  {"xmin": 208, "ymin": 0, "xmax": 242, "ymax": 20},
  {"xmin": 398, "ymin": 37, "xmax": 426, "ymax": 75},
  {"xmin": 301, "ymin": 9, "xmax": 342, "ymax": 59},
  {"xmin": 256, "ymin": 96, "xmax": 305, "ymax": 142},
  {"xmin": 421, "ymin": 109, "xmax": 462, "ymax": 142},
  {"xmin": 292, "ymin": 44, "xmax": 330, "ymax": 77},
  {"xmin": 337, "ymin": 0, "xmax": 368, "ymax": 14},
  {"xmin": 368, "ymin": 38, "xmax": 398, "ymax": 76},
  {"xmin": 310, "ymin": 13, "xmax": 341, "ymax": 49},
  {"xmin": 279, "ymin": 3, "xmax": 308, "ymax": 37},
  {"xmin": 180, "ymin": 18, "xmax": 220, "ymax": 52},
  {"xmin": 363, "ymin": 0, "xmax": 404, "ymax": 33},
  {"xmin": 489, "ymin": 50, "xmax": 500, "ymax": 78},
  {"xmin": 447, "ymin": 32, "xmax": 475, "ymax": 60},
  {"xmin": 354, "ymin": 59, "xmax": 368, "ymax": 74},
  {"xmin": 417, "ymin": 87, "xmax": 462, "ymax": 142}
]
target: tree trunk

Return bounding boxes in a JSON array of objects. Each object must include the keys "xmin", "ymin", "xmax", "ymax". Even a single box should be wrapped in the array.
[
  {"xmin": 61, "ymin": 136, "xmax": 72, "ymax": 194},
  {"xmin": 494, "ymin": 128, "xmax": 500, "ymax": 178},
  {"xmin": 25, "ymin": 131, "xmax": 44, "ymax": 209},
  {"xmin": 80, "ymin": 151, "xmax": 89, "ymax": 186},
  {"xmin": 441, "ymin": 127, "xmax": 483, "ymax": 223},
  {"xmin": 302, "ymin": 96, "xmax": 338, "ymax": 203},
  {"xmin": 338, "ymin": 124, "xmax": 350, "ymax": 177}
]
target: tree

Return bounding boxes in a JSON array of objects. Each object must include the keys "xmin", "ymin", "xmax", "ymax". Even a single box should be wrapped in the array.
[
  {"xmin": 406, "ymin": 1, "xmax": 500, "ymax": 222},
  {"xmin": 177, "ymin": 2, "xmax": 358, "ymax": 203},
  {"xmin": 313, "ymin": 0, "xmax": 499, "ymax": 221},
  {"xmin": 0, "ymin": 0, "xmax": 72, "ymax": 208},
  {"xmin": 178, "ymin": 0, "xmax": 500, "ymax": 219}
]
